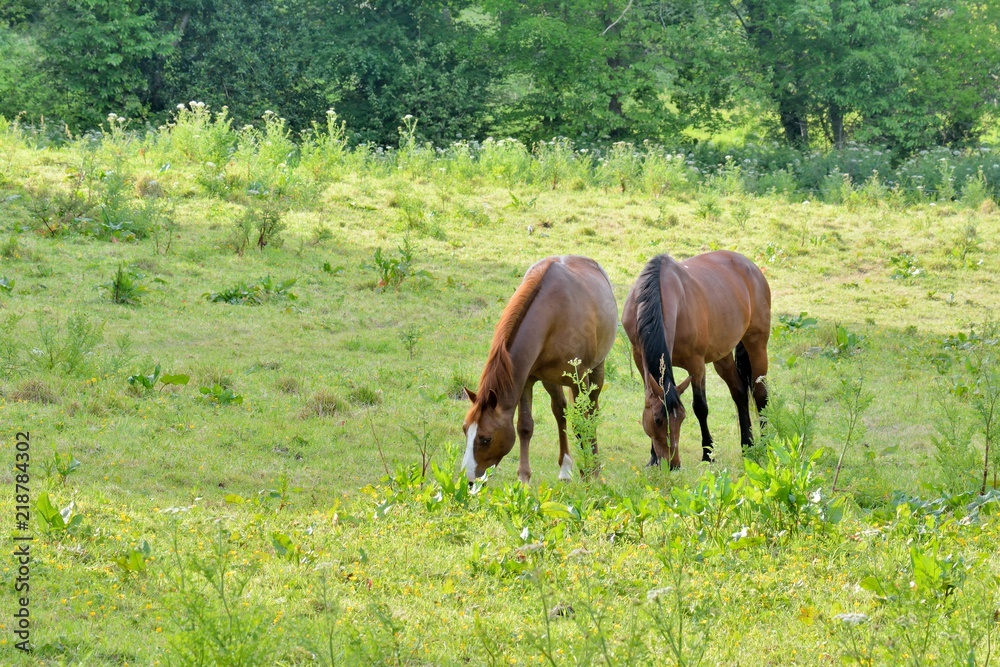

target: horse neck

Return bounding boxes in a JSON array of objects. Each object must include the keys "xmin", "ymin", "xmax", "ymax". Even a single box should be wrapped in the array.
[{"xmin": 498, "ymin": 314, "xmax": 547, "ymax": 410}]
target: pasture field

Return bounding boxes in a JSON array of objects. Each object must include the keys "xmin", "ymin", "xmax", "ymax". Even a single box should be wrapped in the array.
[{"xmin": 1, "ymin": 111, "xmax": 999, "ymax": 665}]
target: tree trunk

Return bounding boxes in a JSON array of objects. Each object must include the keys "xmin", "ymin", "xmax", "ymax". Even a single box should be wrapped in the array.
[
  {"xmin": 829, "ymin": 102, "xmax": 844, "ymax": 149},
  {"xmin": 608, "ymin": 91, "xmax": 622, "ymax": 116},
  {"xmin": 779, "ymin": 95, "xmax": 809, "ymax": 146}
]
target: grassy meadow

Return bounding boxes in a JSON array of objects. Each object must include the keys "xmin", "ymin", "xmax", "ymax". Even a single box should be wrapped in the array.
[{"xmin": 1, "ymin": 109, "xmax": 1000, "ymax": 665}]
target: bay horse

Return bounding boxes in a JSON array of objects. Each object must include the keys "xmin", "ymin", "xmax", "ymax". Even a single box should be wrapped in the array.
[
  {"xmin": 621, "ymin": 251, "xmax": 771, "ymax": 468},
  {"xmin": 462, "ymin": 255, "xmax": 618, "ymax": 483}
]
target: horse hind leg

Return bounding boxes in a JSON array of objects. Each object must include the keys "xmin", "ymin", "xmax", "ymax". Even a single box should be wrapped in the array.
[
  {"xmin": 713, "ymin": 351, "xmax": 753, "ymax": 449},
  {"xmin": 584, "ymin": 361, "xmax": 604, "ymax": 457},
  {"xmin": 740, "ymin": 336, "xmax": 770, "ymax": 431},
  {"xmin": 543, "ymin": 382, "xmax": 574, "ymax": 481},
  {"xmin": 689, "ymin": 365, "xmax": 713, "ymax": 462},
  {"xmin": 577, "ymin": 362, "xmax": 605, "ymax": 478}
]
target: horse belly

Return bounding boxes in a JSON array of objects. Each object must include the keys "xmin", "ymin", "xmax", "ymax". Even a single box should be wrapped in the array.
[{"xmin": 537, "ymin": 285, "xmax": 616, "ymax": 381}]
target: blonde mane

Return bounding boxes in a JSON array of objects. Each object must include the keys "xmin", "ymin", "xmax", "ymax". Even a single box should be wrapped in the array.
[{"xmin": 467, "ymin": 258, "xmax": 557, "ymax": 421}]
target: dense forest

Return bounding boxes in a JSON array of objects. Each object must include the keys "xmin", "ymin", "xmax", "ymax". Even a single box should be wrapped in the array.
[{"xmin": 1, "ymin": 0, "xmax": 998, "ymax": 151}]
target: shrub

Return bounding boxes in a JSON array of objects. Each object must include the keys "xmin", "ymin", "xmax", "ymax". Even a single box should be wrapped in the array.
[
  {"xmin": 103, "ymin": 265, "xmax": 147, "ymax": 305},
  {"xmin": 226, "ymin": 204, "xmax": 287, "ymax": 255},
  {"xmin": 34, "ymin": 313, "xmax": 103, "ymax": 376},
  {"xmin": 366, "ymin": 238, "xmax": 430, "ymax": 291}
]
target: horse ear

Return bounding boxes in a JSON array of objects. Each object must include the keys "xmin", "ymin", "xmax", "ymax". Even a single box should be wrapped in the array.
[
  {"xmin": 648, "ymin": 377, "xmax": 665, "ymax": 400},
  {"xmin": 463, "ymin": 387, "xmax": 477, "ymax": 403},
  {"xmin": 484, "ymin": 389, "xmax": 499, "ymax": 411},
  {"xmin": 676, "ymin": 377, "xmax": 691, "ymax": 395}
]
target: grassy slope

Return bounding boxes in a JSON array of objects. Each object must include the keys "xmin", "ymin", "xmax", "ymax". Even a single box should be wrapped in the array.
[{"xmin": 0, "ymin": 125, "xmax": 999, "ymax": 664}]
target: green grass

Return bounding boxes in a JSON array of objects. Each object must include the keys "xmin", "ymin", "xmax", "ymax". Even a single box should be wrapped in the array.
[{"xmin": 1, "ymin": 116, "xmax": 999, "ymax": 665}]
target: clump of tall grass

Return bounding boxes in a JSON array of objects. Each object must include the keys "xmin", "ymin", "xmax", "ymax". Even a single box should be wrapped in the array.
[{"xmin": 14, "ymin": 107, "xmax": 1000, "ymax": 205}]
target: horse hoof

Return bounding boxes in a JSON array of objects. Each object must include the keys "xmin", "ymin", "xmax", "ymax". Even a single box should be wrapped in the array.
[{"xmin": 558, "ymin": 455, "xmax": 574, "ymax": 481}]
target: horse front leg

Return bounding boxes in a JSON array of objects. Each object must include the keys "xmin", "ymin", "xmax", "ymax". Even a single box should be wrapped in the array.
[
  {"xmin": 689, "ymin": 365, "xmax": 714, "ymax": 462},
  {"xmin": 517, "ymin": 382, "xmax": 535, "ymax": 484}
]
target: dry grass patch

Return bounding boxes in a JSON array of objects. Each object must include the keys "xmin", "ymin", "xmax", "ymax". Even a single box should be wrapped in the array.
[
  {"xmin": 299, "ymin": 390, "xmax": 342, "ymax": 418},
  {"xmin": 11, "ymin": 378, "xmax": 59, "ymax": 404}
]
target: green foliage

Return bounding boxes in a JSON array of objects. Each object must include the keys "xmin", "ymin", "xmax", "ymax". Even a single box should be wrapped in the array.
[
  {"xmin": 889, "ymin": 253, "xmax": 923, "ymax": 282},
  {"xmin": 227, "ymin": 204, "xmax": 287, "ymax": 255},
  {"xmin": 23, "ymin": 185, "xmax": 93, "ymax": 237},
  {"xmin": 41, "ymin": 447, "xmax": 81, "ymax": 487},
  {"xmin": 199, "ymin": 383, "xmax": 243, "ymax": 406},
  {"xmin": 743, "ymin": 437, "xmax": 844, "ymax": 535},
  {"xmin": 34, "ymin": 312, "xmax": 103, "ymax": 376},
  {"xmin": 398, "ymin": 325, "xmax": 421, "ymax": 361},
  {"xmin": 204, "ymin": 275, "xmax": 297, "ymax": 305},
  {"xmin": 930, "ymin": 395, "xmax": 979, "ymax": 493},
  {"xmin": 774, "ymin": 312, "xmax": 817, "ymax": 337},
  {"xmin": 669, "ymin": 469, "xmax": 754, "ymax": 554},
  {"xmin": 0, "ymin": 313, "xmax": 24, "ymax": 378},
  {"xmin": 646, "ymin": 539, "xmax": 716, "ymax": 666},
  {"xmin": 166, "ymin": 528, "xmax": 278, "ymax": 665},
  {"xmin": 224, "ymin": 475, "xmax": 302, "ymax": 513},
  {"xmin": 960, "ymin": 168, "xmax": 991, "ymax": 209},
  {"xmin": 831, "ymin": 373, "xmax": 875, "ymax": 491},
  {"xmin": 35, "ymin": 492, "xmax": 84, "ymax": 535},
  {"xmin": 2, "ymin": 0, "xmax": 999, "ymax": 154},
  {"xmin": 823, "ymin": 324, "xmax": 865, "ymax": 359},
  {"xmin": 127, "ymin": 364, "xmax": 190, "ymax": 391},
  {"xmin": 694, "ymin": 193, "xmax": 722, "ymax": 220},
  {"xmin": 366, "ymin": 239, "xmax": 430, "ymax": 291},
  {"xmin": 103, "ymin": 264, "xmax": 146, "ymax": 305},
  {"xmin": 563, "ymin": 358, "xmax": 602, "ymax": 477},
  {"xmin": 114, "ymin": 539, "xmax": 151, "ymax": 575},
  {"xmin": 481, "ymin": 0, "xmax": 695, "ymax": 142},
  {"xmin": 33, "ymin": 0, "xmax": 171, "ymax": 130}
]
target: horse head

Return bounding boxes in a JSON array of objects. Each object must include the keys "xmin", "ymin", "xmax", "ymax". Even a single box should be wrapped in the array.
[
  {"xmin": 462, "ymin": 388, "xmax": 516, "ymax": 481},
  {"xmin": 643, "ymin": 375, "xmax": 691, "ymax": 469}
]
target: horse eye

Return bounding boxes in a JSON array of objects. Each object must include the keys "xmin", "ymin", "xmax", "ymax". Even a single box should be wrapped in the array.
[
  {"xmin": 478, "ymin": 435, "xmax": 493, "ymax": 447},
  {"xmin": 653, "ymin": 415, "xmax": 663, "ymax": 426}
]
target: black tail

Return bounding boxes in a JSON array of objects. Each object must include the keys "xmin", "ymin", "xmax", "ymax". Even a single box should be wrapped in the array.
[
  {"xmin": 735, "ymin": 341, "xmax": 752, "ymax": 396},
  {"xmin": 635, "ymin": 256, "xmax": 680, "ymax": 415}
]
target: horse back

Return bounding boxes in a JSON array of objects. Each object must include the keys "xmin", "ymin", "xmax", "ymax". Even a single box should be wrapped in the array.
[
  {"xmin": 516, "ymin": 256, "xmax": 618, "ymax": 381},
  {"xmin": 673, "ymin": 251, "xmax": 771, "ymax": 360}
]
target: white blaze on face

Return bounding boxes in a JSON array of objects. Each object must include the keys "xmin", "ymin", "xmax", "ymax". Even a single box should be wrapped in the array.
[
  {"xmin": 558, "ymin": 454, "xmax": 574, "ymax": 481},
  {"xmin": 463, "ymin": 422, "xmax": 478, "ymax": 481}
]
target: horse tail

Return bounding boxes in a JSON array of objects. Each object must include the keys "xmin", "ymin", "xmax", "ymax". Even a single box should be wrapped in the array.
[
  {"xmin": 635, "ymin": 256, "xmax": 680, "ymax": 415},
  {"xmin": 735, "ymin": 341, "xmax": 752, "ymax": 396}
]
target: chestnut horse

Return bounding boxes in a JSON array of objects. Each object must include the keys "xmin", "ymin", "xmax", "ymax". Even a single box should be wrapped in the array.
[
  {"xmin": 462, "ymin": 256, "xmax": 618, "ymax": 483},
  {"xmin": 621, "ymin": 251, "xmax": 771, "ymax": 468}
]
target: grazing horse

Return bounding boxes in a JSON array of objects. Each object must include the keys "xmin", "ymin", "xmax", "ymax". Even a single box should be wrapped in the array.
[
  {"xmin": 621, "ymin": 251, "xmax": 771, "ymax": 468},
  {"xmin": 462, "ymin": 255, "xmax": 618, "ymax": 483}
]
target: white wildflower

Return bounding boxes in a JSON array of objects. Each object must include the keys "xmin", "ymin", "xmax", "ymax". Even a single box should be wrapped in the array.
[
  {"xmin": 647, "ymin": 587, "xmax": 673, "ymax": 602},
  {"xmin": 834, "ymin": 613, "xmax": 869, "ymax": 625}
]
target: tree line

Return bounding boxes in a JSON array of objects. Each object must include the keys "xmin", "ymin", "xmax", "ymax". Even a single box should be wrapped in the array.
[{"xmin": 1, "ymin": 0, "xmax": 997, "ymax": 152}]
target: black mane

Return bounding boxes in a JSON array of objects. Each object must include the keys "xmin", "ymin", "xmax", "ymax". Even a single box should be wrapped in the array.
[{"xmin": 635, "ymin": 255, "xmax": 681, "ymax": 415}]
